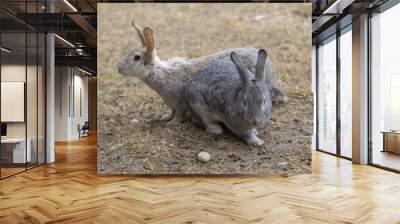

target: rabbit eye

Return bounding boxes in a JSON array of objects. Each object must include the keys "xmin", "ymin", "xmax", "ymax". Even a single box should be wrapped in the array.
[{"xmin": 134, "ymin": 55, "xmax": 141, "ymax": 61}]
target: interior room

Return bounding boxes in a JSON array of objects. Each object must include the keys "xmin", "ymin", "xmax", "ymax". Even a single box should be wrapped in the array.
[
  {"xmin": 313, "ymin": 0, "xmax": 400, "ymax": 172},
  {"xmin": 0, "ymin": 0, "xmax": 400, "ymax": 223},
  {"xmin": 0, "ymin": 0, "xmax": 97, "ymax": 179},
  {"xmin": 0, "ymin": 11, "xmax": 46, "ymax": 178},
  {"xmin": 54, "ymin": 66, "xmax": 92, "ymax": 141}
]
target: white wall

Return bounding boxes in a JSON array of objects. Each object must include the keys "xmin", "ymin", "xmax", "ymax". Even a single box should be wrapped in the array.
[
  {"xmin": 55, "ymin": 66, "xmax": 70, "ymax": 141},
  {"xmin": 1, "ymin": 65, "xmax": 40, "ymax": 138},
  {"xmin": 1, "ymin": 63, "xmax": 46, "ymax": 164},
  {"xmin": 54, "ymin": 67, "xmax": 89, "ymax": 141},
  {"xmin": 1, "ymin": 65, "xmax": 25, "ymax": 81},
  {"xmin": 75, "ymin": 71, "xmax": 89, "ymax": 138},
  {"xmin": 1, "ymin": 65, "xmax": 26, "ymax": 136}
]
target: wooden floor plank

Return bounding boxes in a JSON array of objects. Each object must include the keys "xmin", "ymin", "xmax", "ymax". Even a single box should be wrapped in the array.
[{"xmin": 0, "ymin": 134, "xmax": 400, "ymax": 223}]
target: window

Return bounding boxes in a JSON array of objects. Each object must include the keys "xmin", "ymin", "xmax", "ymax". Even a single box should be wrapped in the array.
[
  {"xmin": 0, "ymin": 1, "xmax": 46, "ymax": 179},
  {"xmin": 317, "ymin": 36, "xmax": 337, "ymax": 154},
  {"xmin": 370, "ymin": 3, "xmax": 400, "ymax": 171},
  {"xmin": 339, "ymin": 27, "xmax": 352, "ymax": 158}
]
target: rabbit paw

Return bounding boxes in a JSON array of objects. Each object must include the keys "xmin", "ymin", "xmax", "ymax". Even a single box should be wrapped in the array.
[
  {"xmin": 166, "ymin": 117, "xmax": 182, "ymax": 126},
  {"xmin": 245, "ymin": 136, "xmax": 264, "ymax": 146},
  {"xmin": 206, "ymin": 124, "xmax": 223, "ymax": 135},
  {"xmin": 160, "ymin": 111, "xmax": 175, "ymax": 122}
]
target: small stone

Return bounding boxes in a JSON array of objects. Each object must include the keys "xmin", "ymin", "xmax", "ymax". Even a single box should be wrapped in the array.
[
  {"xmin": 277, "ymin": 161, "xmax": 289, "ymax": 166},
  {"xmin": 197, "ymin": 151, "xmax": 211, "ymax": 163},
  {"xmin": 167, "ymin": 159, "xmax": 177, "ymax": 165},
  {"xmin": 253, "ymin": 15, "xmax": 264, "ymax": 21},
  {"xmin": 131, "ymin": 119, "xmax": 139, "ymax": 124}
]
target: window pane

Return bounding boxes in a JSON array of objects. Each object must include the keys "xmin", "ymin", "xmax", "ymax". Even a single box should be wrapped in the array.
[
  {"xmin": 27, "ymin": 31, "xmax": 38, "ymax": 169},
  {"xmin": 26, "ymin": 0, "xmax": 39, "ymax": 169},
  {"xmin": 1, "ymin": 31, "xmax": 27, "ymax": 177},
  {"xmin": 38, "ymin": 33, "xmax": 45, "ymax": 165},
  {"xmin": 318, "ymin": 37, "xmax": 337, "ymax": 154},
  {"xmin": 340, "ymin": 28, "xmax": 352, "ymax": 158},
  {"xmin": 371, "ymin": 3, "xmax": 400, "ymax": 171}
]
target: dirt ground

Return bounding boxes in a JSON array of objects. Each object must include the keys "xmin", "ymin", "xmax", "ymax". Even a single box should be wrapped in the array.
[{"xmin": 97, "ymin": 3, "xmax": 312, "ymax": 176}]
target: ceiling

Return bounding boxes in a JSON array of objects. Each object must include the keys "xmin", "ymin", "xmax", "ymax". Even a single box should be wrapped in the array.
[
  {"xmin": 1, "ymin": 32, "xmax": 45, "ymax": 64},
  {"xmin": 312, "ymin": 0, "xmax": 391, "ymax": 44},
  {"xmin": 6, "ymin": 0, "xmax": 391, "ymax": 72},
  {"xmin": 0, "ymin": 0, "xmax": 98, "ymax": 74}
]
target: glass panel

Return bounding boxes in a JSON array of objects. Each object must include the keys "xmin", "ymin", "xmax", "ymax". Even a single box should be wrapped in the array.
[
  {"xmin": 38, "ymin": 32, "xmax": 45, "ymax": 165},
  {"xmin": 27, "ymin": 31, "xmax": 38, "ymax": 169},
  {"xmin": 1, "ymin": 30, "xmax": 27, "ymax": 177},
  {"xmin": 26, "ymin": 0, "xmax": 38, "ymax": 169},
  {"xmin": 0, "ymin": 1, "xmax": 46, "ymax": 178},
  {"xmin": 371, "ymin": 4, "xmax": 400, "ymax": 171},
  {"xmin": 318, "ymin": 37, "xmax": 337, "ymax": 154},
  {"xmin": 340, "ymin": 28, "xmax": 352, "ymax": 158}
]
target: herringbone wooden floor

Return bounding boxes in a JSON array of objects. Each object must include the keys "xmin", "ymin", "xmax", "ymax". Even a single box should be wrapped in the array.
[{"xmin": 1, "ymin": 134, "xmax": 400, "ymax": 224}]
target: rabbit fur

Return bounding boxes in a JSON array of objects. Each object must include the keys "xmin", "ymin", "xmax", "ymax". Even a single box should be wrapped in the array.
[
  {"xmin": 117, "ymin": 21, "xmax": 286, "ymax": 126},
  {"xmin": 186, "ymin": 49, "xmax": 271, "ymax": 145}
]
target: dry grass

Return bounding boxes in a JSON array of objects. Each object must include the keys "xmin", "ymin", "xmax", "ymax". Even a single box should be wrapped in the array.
[{"xmin": 97, "ymin": 3, "xmax": 312, "ymax": 176}]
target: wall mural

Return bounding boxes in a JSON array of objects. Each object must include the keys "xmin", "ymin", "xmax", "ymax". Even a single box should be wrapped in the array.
[{"xmin": 97, "ymin": 3, "xmax": 312, "ymax": 175}]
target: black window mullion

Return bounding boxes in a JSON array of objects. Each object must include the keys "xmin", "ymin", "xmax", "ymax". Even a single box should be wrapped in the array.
[
  {"xmin": 36, "ymin": 0, "xmax": 39, "ymax": 167},
  {"xmin": 367, "ymin": 11, "xmax": 373, "ymax": 165},
  {"xmin": 25, "ymin": 0, "xmax": 28, "ymax": 171},
  {"xmin": 336, "ymin": 28, "xmax": 341, "ymax": 157},
  {"xmin": 316, "ymin": 45, "xmax": 320, "ymax": 151},
  {"xmin": 44, "ymin": 32, "xmax": 47, "ymax": 164}
]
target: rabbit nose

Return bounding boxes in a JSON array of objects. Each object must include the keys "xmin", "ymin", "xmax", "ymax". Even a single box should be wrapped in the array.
[{"xmin": 252, "ymin": 118, "xmax": 262, "ymax": 126}]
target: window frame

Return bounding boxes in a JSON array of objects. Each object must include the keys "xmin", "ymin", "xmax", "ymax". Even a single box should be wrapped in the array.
[
  {"xmin": 315, "ymin": 23, "xmax": 353, "ymax": 161},
  {"xmin": 367, "ymin": 0, "xmax": 400, "ymax": 173}
]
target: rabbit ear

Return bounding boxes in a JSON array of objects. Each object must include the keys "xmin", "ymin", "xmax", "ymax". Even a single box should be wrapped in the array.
[
  {"xmin": 143, "ymin": 27, "xmax": 156, "ymax": 64},
  {"xmin": 231, "ymin": 51, "xmax": 251, "ymax": 86},
  {"xmin": 144, "ymin": 27, "xmax": 155, "ymax": 52},
  {"xmin": 255, "ymin": 49, "xmax": 267, "ymax": 82},
  {"xmin": 131, "ymin": 20, "xmax": 145, "ymax": 46}
]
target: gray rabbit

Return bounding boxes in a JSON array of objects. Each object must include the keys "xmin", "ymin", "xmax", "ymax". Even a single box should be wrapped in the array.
[
  {"xmin": 186, "ymin": 49, "xmax": 271, "ymax": 145},
  {"xmin": 117, "ymin": 21, "xmax": 286, "ymax": 126}
]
